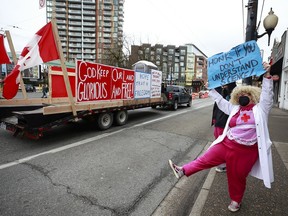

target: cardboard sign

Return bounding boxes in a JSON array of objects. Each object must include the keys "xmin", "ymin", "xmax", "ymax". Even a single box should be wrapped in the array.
[
  {"xmin": 134, "ymin": 71, "xmax": 151, "ymax": 99},
  {"xmin": 207, "ymin": 40, "xmax": 265, "ymax": 89},
  {"xmin": 76, "ymin": 60, "xmax": 134, "ymax": 102},
  {"xmin": 151, "ymin": 69, "xmax": 162, "ymax": 98}
]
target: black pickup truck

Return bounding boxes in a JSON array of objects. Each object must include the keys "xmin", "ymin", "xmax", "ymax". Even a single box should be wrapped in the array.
[{"xmin": 162, "ymin": 85, "xmax": 192, "ymax": 110}]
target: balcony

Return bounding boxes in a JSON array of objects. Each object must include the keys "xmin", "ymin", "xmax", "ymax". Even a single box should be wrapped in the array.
[
  {"xmin": 69, "ymin": 26, "xmax": 82, "ymax": 31},
  {"xmin": 68, "ymin": 15, "xmax": 81, "ymax": 20},
  {"xmin": 83, "ymin": 33, "xmax": 96, "ymax": 37},
  {"xmin": 69, "ymin": 9, "xmax": 82, "ymax": 15},
  {"xmin": 68, "ymin": 4, "xmax": 81, "ymax": 9},
  {"xmin": 83, "ymin": 38, "xmax": 96, "ymax": 43},
  {"xmin": 69, "ymin": 48, "xmax": 82, "ymax": 53},
  {"xmin": 83, "ymin": 5, "xmax": 95, "ymax": 9},
  {"xmin": 55, "ymin": 8, "xmax": 66, "ymax": 13},
  {"xmin": 69, "ymin": 32, "xmax": 82, "ymax": 37},
  {"xmin": 83, "ymin": 10, "xmax": 95, "ymax": 15},
  {"xmin": 83, "ymin": 16, "xmax": 95, "ymax": 21},
  {"xmin": 69, "ymin": 21, "xmax": 82, "ymax": 26},
  {"xmin": 69, "ymin": 43, "xmax": 82, "ymax": 48},
  {"xmin": 55, "ymin": 2, "xmax": 66, "ymax": 7},
  {"xmin": 83, "ymin": 27, "xmax": 95, "ymax": 32},
  {"xmin": 104, "ymin": 0, "xmax": 112, "ymax": 4},
  {"xmin": 84, "ymin": 49, "xmax": 96, "ymax": 54},
  {"xmin": 83, "ymin": 22, "xmax": 95, "ymax": 27},
  {"xmin": 83, "ymin": 0, "xmax": 95, "ymax": 4},
  {"xmin": 69, "ymin": 38, "xmax": 82, "ymax": 42}
]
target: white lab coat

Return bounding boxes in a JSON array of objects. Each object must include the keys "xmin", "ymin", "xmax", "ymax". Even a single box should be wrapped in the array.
[{"xmin": 208, "ymin": 77, "xmax": 274, "ymax": 188}]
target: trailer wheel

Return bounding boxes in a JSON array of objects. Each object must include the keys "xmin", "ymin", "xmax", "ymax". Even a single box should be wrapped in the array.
[
  {"xmin": 114, "ymin": 110, "xmax": 128, "ymax": 126},
  {"xmin": 97, "ymin": 112, "xmax": 113, "ymax": 130}
]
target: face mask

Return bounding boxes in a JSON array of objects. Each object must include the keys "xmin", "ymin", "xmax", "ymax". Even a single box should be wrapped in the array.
[{"xmin": 238, "ymin": 96, "xmax": 250, "ymax": 106}]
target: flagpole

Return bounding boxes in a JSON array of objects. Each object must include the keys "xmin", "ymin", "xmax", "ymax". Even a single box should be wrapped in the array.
[
  {"xmin": 51, "ymin": 19, "xmax": 77, "ymax": 117},
  {"xmin": 5, "ymin": 30, "xmax": 27, "ymax": 99}
]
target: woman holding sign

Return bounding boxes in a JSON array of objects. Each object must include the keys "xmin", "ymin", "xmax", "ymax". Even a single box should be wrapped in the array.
[{"xmin": 169, "ymin": 62, "xmax": 274, "ymax": 212}]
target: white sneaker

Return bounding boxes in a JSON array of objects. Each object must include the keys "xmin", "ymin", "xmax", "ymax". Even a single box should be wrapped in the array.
[
  {"xmin": 215, "ymin": 166, "xmax": 227, "ymax": 173},
  {"xmin": 228, "ymin": 200, "xmax": 241, "ymax": 212},
  {"xmin": 168, "ymin": 160, "xmax": 184, "ymax": 179}
]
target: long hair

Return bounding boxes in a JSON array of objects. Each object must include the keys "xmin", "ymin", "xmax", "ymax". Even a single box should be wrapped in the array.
[{"xmin": 230, "ymin": 85, "xmax": 261, "ymax": 105}]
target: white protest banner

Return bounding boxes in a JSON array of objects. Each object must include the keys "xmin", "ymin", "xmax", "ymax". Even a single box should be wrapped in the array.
[
  {"xmin": 207, "ymin": 40, "xmax": 265, "ymax": 89},
  {"xmin": 134, "ymin": 71, "xmax": 151, "ymax": 99},
  {"xmin": 151, "ymin": 69, "xmax": 162, "ymax": 98}
]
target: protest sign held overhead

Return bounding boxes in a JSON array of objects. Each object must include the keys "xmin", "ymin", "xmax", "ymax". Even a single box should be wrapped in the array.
[{"xmin": 207, "ymin": 40, "xmax": 265, "ymax": 89}]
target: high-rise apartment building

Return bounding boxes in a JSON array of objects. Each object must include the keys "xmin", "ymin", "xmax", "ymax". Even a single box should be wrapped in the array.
[{"xmin": 46, "ymin": 0, "xmax": 124, "ymax": 64}]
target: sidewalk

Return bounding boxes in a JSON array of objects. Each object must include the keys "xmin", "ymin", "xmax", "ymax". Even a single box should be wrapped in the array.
[{"xmin": 190, "ymin": 107, "xmax": 288, "ymax": 216}]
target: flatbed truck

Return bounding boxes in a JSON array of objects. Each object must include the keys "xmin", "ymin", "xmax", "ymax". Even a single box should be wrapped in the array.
[{"xmin": 0, "ymin": 60, "xmax": 164, "ymax": 139}]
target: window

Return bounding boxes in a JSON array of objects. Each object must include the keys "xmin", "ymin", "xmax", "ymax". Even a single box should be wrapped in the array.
[
  {"xmin": 156, "ymin": 48, "xmax": 162, "ymax": 54},
  {"xmin": 180, "ymin": 49, "xmax": 186, "ymax": 55}
]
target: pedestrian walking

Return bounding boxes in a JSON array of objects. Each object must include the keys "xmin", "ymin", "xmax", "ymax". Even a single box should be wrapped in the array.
[
  {"xmin": 169, "ymin": 62, "xmax": 275, "ymax": 212},
  {"xmin": 41, "ymin": 84, "xmax": 48, "ymax": 98},
  {"xmin": 211, "ymin": 83, "xmax": 236, "ymax": 172}
]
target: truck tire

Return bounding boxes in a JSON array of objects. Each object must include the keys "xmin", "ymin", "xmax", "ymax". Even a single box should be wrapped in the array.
[
  {"xmin": 97, "ymin": 112, "xmax": 113, "ymax": 130},
  {"xmin": 187, "ymin": 99, "xmax": 192, "ymax": 107},
  {"xmin": 114, "ymin": 110, "xmax": 128, "ymax": 126},
  {"xmin": 172, "ymin": 100, "xmax": 178, "ymax": 110},
  {"xmin": 151, "ymin": 105, "xmax": 157, "ymax": 109}
]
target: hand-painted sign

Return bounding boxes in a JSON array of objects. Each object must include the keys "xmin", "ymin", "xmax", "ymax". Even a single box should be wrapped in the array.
[
  {"xmin": 134, "ymin": 71, "xmax": 151, "ymax": 99},
  {"xmin": 76, "ymin": 60, "xmax": 134, "ymax": 102},
  {"xmin": 207, "ymin": 40, "xmax": 265, "ymax": 89},
  {"xmin": 151, "ymin": 69, "xmax": 162, "ymax": 98}
]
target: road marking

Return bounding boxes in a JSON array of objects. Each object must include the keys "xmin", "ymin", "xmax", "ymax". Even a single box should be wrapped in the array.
[{"xmin": 0, "ymin": 102, "xmax": 213, "ymax": 170}]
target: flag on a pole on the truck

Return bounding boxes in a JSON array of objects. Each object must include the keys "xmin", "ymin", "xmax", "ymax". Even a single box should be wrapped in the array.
[
  {"xmin": 2, "ymin": 21, "xmax": 59, "ymax": 99},
  {"xmin": 0, "ymin": 34, "xmax": 11, "ymax": 64},
  {"xmin": 207, "ymin": 40, "xmax": 265, "ymax": 89}
]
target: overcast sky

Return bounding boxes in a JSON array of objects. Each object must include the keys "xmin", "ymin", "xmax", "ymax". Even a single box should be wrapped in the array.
[{"xmin": 1, "ymin": 0, "xmax": 287, "ymax": 61}]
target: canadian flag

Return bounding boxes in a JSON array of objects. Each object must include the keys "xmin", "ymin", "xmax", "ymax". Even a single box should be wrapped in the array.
[
  {"xmin": 2, "ymin": 21, "xmax": 59, "ymax": 99},
  {"xmin": 0, "ymin": 34, "xmax": 11, "ymax": 64}
]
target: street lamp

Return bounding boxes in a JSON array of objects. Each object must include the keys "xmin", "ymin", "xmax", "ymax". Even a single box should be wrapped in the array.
[
  {"xmin": 257, "ymin": 8, "xmax": 279, "ymax": 46},
  {"xmin": 243, "ymin": 2, "xmax": 278, "ymax": 85}
]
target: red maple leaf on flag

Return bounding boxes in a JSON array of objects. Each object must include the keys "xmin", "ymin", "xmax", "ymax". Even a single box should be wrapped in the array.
[
  {"xmin": 2, "ymin": 21, "xmax": 59, "ymax": 99},
  {"xmin": 0, "ymin": 34, "xmax": 11, "ymax": 64}
]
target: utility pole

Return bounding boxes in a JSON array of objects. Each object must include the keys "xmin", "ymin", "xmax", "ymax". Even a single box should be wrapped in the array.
[{"xmin": 242, "ymin": 0, "xmax": 258, "ymax": 85}]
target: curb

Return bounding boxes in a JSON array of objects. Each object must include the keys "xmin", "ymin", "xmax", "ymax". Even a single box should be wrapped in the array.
[
  {"xmin": 189, "ymin": 168, "xmax": 216, "ymax": 216},
  {"xmin": 188, "ymin": 142, "xmax": 216, "ymax": 216}
]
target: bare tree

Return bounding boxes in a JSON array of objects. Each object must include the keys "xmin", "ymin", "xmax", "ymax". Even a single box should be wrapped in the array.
[{"xmin": 102, "ymin": 34, "xmax": 132, "ymax": 69}]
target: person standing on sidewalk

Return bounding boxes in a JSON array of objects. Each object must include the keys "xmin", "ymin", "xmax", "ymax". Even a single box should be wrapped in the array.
[
  {"xmin": 169, "ymin": 62, "xmax": 275, "ymax": 212},
  {"xmin": 212, "ymin": 83, "xmax": 236, "ymax": 173}
]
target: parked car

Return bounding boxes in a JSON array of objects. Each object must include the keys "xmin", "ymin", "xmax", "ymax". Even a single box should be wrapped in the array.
[
  {"xmin": 25, "ymin": 84, "xmax": 36, "ymax": 92},
  {"xmin": 162, "ymin": 85, "xmax": 192, "ymax": 110}
]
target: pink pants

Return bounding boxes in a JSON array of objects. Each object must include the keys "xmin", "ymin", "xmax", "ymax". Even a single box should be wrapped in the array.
[
  {"xmin": 214, "ymin": 126, "xmax": 224, "ymax": 139},
  {"xmin": 182, "ymin": 137, "xmax": 258, "ymax": 203}
]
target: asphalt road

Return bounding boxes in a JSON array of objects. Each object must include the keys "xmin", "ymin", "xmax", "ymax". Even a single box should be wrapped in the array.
[{"xmin": 0, "ymin": 97, "xmax": 215, "ymax": 216}]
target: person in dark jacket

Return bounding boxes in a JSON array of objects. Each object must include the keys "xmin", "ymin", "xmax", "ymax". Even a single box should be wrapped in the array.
[
  {"xmin": 211, "ymin": 82, "xmax": 236, "ymax": 172},
  {"xmin": 41, "ymin": 84, "xmax": 48, "ymax": 98}
]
